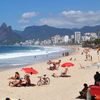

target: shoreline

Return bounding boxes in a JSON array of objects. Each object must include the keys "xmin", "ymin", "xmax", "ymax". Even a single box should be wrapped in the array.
[{"xmin": 0, "ymin": 45, "xmax": 76, "ymax": 72}]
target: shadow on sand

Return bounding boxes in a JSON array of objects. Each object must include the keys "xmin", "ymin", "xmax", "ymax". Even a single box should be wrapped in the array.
[
  {"xmin": 21, "ymin": 83, "xmax": 36, "ymax": 87},
  {"xmin": 76, "ymin": 96, "xmax": 86, "ymax": 99},
  {"xmin": 59, "ymin": 75, "xmax": 71, "ymax": 77}
]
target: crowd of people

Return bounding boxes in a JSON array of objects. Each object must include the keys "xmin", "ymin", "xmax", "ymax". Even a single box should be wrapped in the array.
[
  {"xmin": 8, "ymin": 72, "xmax": 51, "ymax": 87},
  {"xmin": 8, "ymin": 59, "xmax": 69, "ymax": 87},
  {"xmin": 47, "ymin": 59, "xmax": 71, "ymax": 77}
]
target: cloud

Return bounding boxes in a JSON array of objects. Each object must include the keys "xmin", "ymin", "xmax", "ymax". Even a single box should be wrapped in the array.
[
  {"xmin": 39, "ymin": 10, "xmax": 100, "ymax": 28},
  {"xmin": 22, "ymin": 12, "xmax": 37, "ymax": 19},
  {"xmin": 19, "ymin": 10, "xmax": 100, "ymax": 28},
  {"xmin": 19, "ymin": 11, "xmax": 38, "ymax": 27},
  {"xmin": 18, "ymin": 19, "xmax": 29, "ymax": 24},
  {"xmin": 62, "ymin": 10, "xmax": 82, "ymax": 16}
]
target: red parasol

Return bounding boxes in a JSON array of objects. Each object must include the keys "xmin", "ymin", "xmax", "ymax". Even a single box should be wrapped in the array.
[
  {"xmin": 22, "ymin": 67, "xmax": 38, "ymax": 75},
  {"xmin": 61, "ymin": 62, "xmax": 74, "ymax": 67}
]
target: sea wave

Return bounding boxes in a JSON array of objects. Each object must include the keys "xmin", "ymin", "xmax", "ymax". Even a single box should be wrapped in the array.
[
  {"xmin": 0, "ymin": 46, "xmax": 65, "ymax": 59},
  {"xmin": 0, "ymin": 46, "xmax": 71, "ymax": 68}
]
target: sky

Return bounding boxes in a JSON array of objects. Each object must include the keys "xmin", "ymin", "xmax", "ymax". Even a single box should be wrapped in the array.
[{"xmin": 0, "ymin": 0, "xmax": 100, "ymax": 30}]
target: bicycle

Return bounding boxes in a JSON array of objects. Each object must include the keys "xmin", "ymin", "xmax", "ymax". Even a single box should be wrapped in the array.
[{"xmin": 37, "ymin": 75, "xmax": 50, "ymax": 86}]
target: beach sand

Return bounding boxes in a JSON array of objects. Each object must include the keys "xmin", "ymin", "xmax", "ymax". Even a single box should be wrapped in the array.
[{"xmin": 0, "ymin": 46, "xmax": 100, "ymax": 100}]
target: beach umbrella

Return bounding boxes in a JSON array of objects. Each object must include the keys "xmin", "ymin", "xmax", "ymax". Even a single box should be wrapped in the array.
[
  {"xmin": 22, "ymin": 67, "xmax": 38, "ymax": 75},
  {"xmin": 61, "ymin": 62, "xmax": 74, "ymax": 68}
]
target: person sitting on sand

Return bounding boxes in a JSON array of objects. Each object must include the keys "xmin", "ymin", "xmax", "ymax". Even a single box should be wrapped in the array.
[
  {"xmin": 8, "ymin": 72, "xmax": 20, "ymax": 80},
  {"xmin": 47, "ymin": 61, "xmax": 57, "ymax": 70},
  {"xmin": 60, "ymin": 68, "xmax": 68, "ymax": 77},
  {"xmin": 9, "ymin": 74, "xmax": 31, "ymax": 87},
  {"xmin": 79, "ymin": 83, "xmax": 88, "ymax": 98},
  {"xmin": 49, "ymin": 63, "xmax": 56, "ymax": 70},
  {"xmin": 9, "ymin": 78, "xmax": 22, "ymax": 87},
  {"xmin": 21, "ymin": 74, "xmax": 31, "ymax": 86},
  {"xmin": 48, "ymin": 60, "xmax": 61, "ymax": 70}
]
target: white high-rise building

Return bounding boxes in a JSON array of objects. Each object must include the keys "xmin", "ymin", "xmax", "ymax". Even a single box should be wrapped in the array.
[
  {"xmin": 84, "ymin": 32, "xmax": 97, "ymax": 41},
  {"xmin": 75, "ymin": 31, "xmax": 81, "ymax": 44},
  {"xmin": 64, "ymin": 35, "xmax": 69, "ymax": 43}
]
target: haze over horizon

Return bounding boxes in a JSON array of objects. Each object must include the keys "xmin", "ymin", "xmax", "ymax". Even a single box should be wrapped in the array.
[{"xmin": 0, "ymin": 0, "xmax": 100, "ymax": 30}]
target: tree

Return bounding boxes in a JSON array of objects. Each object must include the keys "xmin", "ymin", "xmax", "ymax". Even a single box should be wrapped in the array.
[{"xmin": 93, "ymin": 39, "xmax": 100, "ymax": 45}]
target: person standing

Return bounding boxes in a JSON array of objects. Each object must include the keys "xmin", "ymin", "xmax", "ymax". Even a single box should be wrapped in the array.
[
  {"xmin": 90, "ymin": 55, "xmax": 92, "ymax": 61},
  {"xmin": 94, "ymin": 71, "xmax": 100, "ymax": 85}
]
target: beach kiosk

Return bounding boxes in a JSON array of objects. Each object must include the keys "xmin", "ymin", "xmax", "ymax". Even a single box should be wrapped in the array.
[{"xmin": 87, "ymin": 85, "xmax": 100, "ymax": 100}]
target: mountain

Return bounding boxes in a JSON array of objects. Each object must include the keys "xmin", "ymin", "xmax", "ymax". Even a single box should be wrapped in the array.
[
  {"xmin": 73, "ymin": 25, "xmax": 100, "ymax": 33},
  {"xmin": 21, "ymin": 24, "xmax": 100, "ymax": 40},
  {"xmin": 0, "ymin": 23, "xmax": 22, "ymax": 45},
  {"xmin": 0, "ymin": 23, "xmax": 100, "ymax": 45},
  {"xmin": 21, "ymin": 25, "xmax": 74, "ymax": 40}
]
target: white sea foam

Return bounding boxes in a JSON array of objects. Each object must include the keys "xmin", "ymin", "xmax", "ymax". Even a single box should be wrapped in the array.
[
  {"xmin": 0, "ymin": 51, "xmax": 45, "ymax": 59},
  {"xmin": 0, "ymin": 46, "xmax": 72, "ymax": 68},
  {"xmin": 0, "ymin": 47, "xmax": 65, "ymax": 59}
]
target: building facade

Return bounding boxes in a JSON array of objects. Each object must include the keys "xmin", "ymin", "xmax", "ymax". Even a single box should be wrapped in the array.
[{"xmin": 74, "ymin": 31, "xmax": 81, "ymax": 44}]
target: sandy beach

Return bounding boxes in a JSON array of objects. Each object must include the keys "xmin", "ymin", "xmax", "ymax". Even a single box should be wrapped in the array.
[{"xmin": 0, "ymin": 45, "xmax": 100, "ymax": 100}]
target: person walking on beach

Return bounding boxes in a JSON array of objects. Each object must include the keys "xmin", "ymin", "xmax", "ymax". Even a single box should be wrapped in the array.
[
  {"xmin": 85, "ymin": 54, "xmax": 88, "ymax": 61},
  {"xmin": 81, "ymin": 52, "xmax": 83, "ymax": 55},
  {"xmin": 69, "ymin": 57, "xmax": 72, "ymax": 61},
  {"xmin": 97, "ymin": 50, "xmax": 99, "ymax": 55},
  {"xmin": 90, "ymin": 55, "xmax": 92, "ymax": 61}
]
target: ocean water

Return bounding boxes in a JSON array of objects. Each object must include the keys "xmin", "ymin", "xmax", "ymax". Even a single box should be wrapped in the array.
[{"xmin": 0, "ymin": 45, "xmax": 73, "ymax": 68}]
